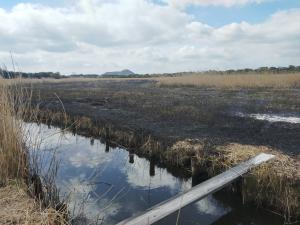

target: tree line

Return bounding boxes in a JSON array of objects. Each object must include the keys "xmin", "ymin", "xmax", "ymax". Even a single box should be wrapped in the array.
[
  {"xmin": 0, "ymin": 69, "xmax": 66, "ymax": 79},
  {"xmin": 1, "ymin": 65, "xmax": 300, "ymax": 79}
]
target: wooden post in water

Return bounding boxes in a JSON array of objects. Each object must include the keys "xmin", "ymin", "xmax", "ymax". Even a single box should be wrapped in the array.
[
  {"xmin": 90, "ymin": 138, "xmax": 94, "ymax": 146},
  {"xmin": 116, "ymin": 153, "xmax": 275, "ymax": 225},
  {"xmin": 105, "ymin": 127, "xmax": 110, "ymax": 152},
  {"xmin": 191, "ymin": 156, "xmax": 204, "ymax": 186},
  {"xmin": 105, "ymin": 127, "xmax": 110, "ymax": 140},
  {"xmin": 105, "ymin": 142, "xmax": 110, "ymax": 152},
  {"xmin": 190, "ymin": 156, "xmax": 198, "ymax": 176},
  {"xmin": 129, "ymin": 153, "xmax": 134, "ymax": 164},
  {"xmin": 149, "ymin": 160, "xmax": 155, "ymax": 177}
]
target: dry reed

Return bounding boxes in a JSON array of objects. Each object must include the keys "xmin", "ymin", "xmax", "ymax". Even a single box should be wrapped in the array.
[
  {"xmin": 168, "ymin": 140, "xmax": 300, "ymax": 220},
  {"xmin": 0, "ymin": 183, "xmax": 68, "ymax": 225},
  {"xmin": 156, "ymin": 73, "xmax": 300, "ymax": 88},
  {"xmin": 0, "ymin": 77, "xmax": 69, "ymax": 224},
  {"xmin": 0, "ymin": 77, "xmax": 29, "ymax": 184}
]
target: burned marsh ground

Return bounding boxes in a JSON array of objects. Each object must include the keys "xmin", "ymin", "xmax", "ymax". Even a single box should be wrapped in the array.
[{"xmin": 31, "ymin": 78, "xmax": 300, "ymax": 156}]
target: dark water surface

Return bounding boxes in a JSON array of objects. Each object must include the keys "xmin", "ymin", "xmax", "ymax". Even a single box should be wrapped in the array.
[{"xmin": 26, "ymin": 122, "xmax": 283, "ymax": 225}]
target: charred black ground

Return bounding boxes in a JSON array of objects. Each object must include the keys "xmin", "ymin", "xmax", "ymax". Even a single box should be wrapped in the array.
[{"xmin": 31, "ymin": 79, "xmax": 300, "ymax": 156}]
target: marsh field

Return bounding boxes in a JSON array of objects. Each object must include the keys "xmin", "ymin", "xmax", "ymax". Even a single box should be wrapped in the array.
[
  {"xmin": 2, "ymin": 0, "xmax": 300, "ymax": 223},
  {"xmin": 16, "ymin": 73, "xmax": 300, "ymax": 224},
  {"xmin": 1, "ymin": 74, "xmax": 300, "ymax": 224},
  {"xmin": 31, "ymin": 74, "xmax": 300, "ymax": 155}
]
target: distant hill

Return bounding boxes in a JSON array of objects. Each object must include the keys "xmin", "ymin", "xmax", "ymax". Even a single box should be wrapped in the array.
[{"xmin": 102, "ymin": 69, "xmax": 135, "ymax": 76}]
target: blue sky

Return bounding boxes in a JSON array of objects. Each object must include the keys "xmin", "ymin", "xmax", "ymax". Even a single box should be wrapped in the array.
[
  {"xmin": 186, "ymin": 0, "xmax": 300, "ymax": 26},
  {"xmin": 0, "ymin": 0, "xmax": 299, "ymax": 74},
  {"xmin": 0, "ymin": 0, "xmax": 62, "ymax": 8}
]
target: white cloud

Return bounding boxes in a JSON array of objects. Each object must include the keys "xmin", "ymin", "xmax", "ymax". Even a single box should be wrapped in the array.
[
  {"xmin": 58, "ymin": 177, "xmax": 122, "ymax": 222},
  {"xmin": 123, "ymin": 155, "xmax": 191, "ymax": 190},
  {"xmin": 195, "ymin": 195, "xmax": 230, "ymax": 216},
  {"xmin": 165, "ymin": 0, "xmax": 271, "ymax": 8},
  {"xmin": 0, "ymin": 0, "xmax": 299, "ymax": 74}
]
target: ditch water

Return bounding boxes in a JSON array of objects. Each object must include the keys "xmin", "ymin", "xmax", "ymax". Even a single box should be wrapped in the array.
[{"xmin": 26, "ymin": 122, "xmax": 284, "ymax": 225}]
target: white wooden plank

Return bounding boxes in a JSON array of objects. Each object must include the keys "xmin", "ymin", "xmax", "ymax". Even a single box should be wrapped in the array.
[{"xmin": 116, "ymin": 153, "xmax": 275, "ymax": 225}]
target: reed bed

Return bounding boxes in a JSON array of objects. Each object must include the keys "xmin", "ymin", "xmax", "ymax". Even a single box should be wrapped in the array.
[
  {"xmin": 0, "ymin": 77, "xmax": 29, "ymax": 184},
  {"xmin": 0, "ymin": 77, "xmax": 69, "ymax": 224},
  {"xmin": 156, "ymin": 73, "xmax": 300, "ymax": 88}
]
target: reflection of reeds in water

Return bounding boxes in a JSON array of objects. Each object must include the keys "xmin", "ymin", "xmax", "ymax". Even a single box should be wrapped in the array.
[{"xmin": 0, "ymin": 76, "xmax": 69, "ymax": 224}]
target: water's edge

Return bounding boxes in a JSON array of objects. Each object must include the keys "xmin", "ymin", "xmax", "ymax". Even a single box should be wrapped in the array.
[{"xmin": 25, "ymin": 121, "xmax": 284, "ymax": 225}]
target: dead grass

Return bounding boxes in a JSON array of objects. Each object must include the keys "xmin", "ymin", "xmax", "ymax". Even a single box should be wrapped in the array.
[
  {"xmin": 6, "ymin": 72, "xmax": 300, "ymax": 89},
  {"xmin": 0, "ymin": 77, "xmax": 69, "ymax": 224},
  {"xmin": 0, "ymin": 182, "xmax": 67, "ymax": 225},
  {"xmin": 167, "ymin": 140, "xmax": 300, "ymax": 220},
  {"xmin": 156, "ymin": 73, "xmax": 300, "ymax": 88},
  {"xmin": 0, "ymin": 77, "xmax": 29, "ymax": 184},
  {"xmin": 4, "ymin": 76, "xmax": 151, "ymax": 85},
  {"xmin": 214, "ymin": 144, "xmax": 300, "ymax": 221}
]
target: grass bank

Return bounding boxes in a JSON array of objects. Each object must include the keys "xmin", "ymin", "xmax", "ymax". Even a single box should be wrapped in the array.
[{"xmin": 0, "ymin": 78, "xmax": 68, "ymax": 225}]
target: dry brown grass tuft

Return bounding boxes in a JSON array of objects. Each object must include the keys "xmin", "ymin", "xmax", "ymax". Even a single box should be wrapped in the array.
[
  {"xmin": 0, "ymin": 183, "xmax": 68, "ymax": 225},
  {"xmin": 156, "ymin": 73, "xmax": 300, "ymax": 89},
  {"xmin": 212, "ymin": 144, "xmax": 300, "ymax": 220},
  {"xmin": 168, "ymin": 141, "xmax": 300, "ymax": 220}
]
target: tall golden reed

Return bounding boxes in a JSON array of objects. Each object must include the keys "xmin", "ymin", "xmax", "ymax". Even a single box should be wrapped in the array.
[
  {"xmin": 0, "ymin": 77, "xmax": 70, "ymax": 225},
  {"xmin": 0, "ymin": 77, "xmax": 30, "ymax": 184}
]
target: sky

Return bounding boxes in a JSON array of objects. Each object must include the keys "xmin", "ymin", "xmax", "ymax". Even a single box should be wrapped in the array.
[{"xmin": 0, "ymin": 0, "xmax": 299, "ymax": 74}]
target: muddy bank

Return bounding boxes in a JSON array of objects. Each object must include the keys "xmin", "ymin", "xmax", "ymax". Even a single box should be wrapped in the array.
[{"xmin": 29, "ymin": 79, "xmax": 300, "ymax": 220}]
